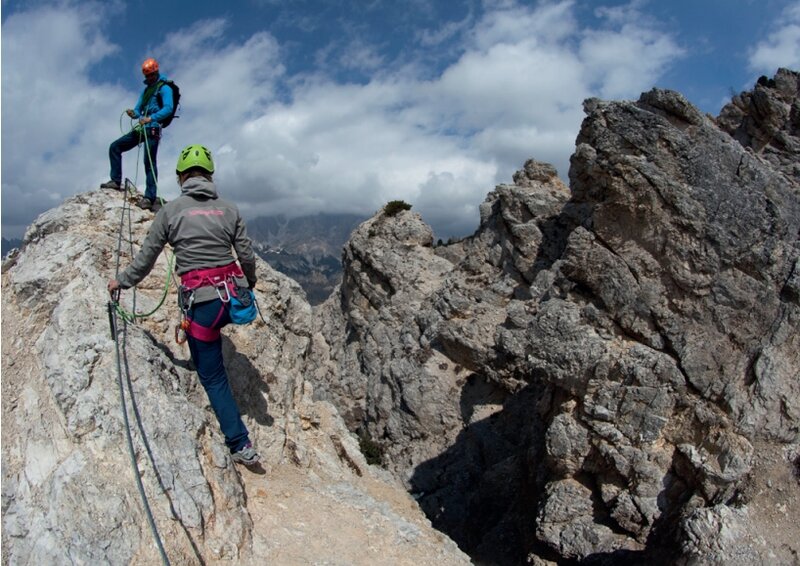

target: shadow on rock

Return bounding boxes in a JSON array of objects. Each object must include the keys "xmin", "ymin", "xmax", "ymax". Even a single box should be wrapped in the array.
[
  {"xmin": 222, "ymin": 335, "xmax": 274, "ymax": 427},
  {"xmin": 410, "ymin": 382, "xmax": 550, "ymax": 565},
  {"xmin": 409, "ymin": 379, "xmax": 687, "ymax": 566},
  {"xmin": 238, "ymin": 461, "xmax": 267, "ymax": 476}
]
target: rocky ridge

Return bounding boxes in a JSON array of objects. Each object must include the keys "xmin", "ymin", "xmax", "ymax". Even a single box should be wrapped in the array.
[
  {"xmin": 304, "ymin": 69, "xmax": 800, "ymax": 564},
  {"xmin": 2, "ymin": 68, "xmax": 799, "ymax": 565},
  {"xmin": 1, "ymin": 190, "xmax": 468, "ymax": 565}
]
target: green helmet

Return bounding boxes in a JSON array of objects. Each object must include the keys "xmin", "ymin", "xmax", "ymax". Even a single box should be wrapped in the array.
[{"xmin": 176, "ymin": 144, "xmax": 214, "ymax": 174}]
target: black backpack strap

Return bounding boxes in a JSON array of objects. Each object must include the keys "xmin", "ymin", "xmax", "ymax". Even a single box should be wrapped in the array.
[{"xmin": 154, "ymin": 80, "xmax": 167, "ymax": 109}]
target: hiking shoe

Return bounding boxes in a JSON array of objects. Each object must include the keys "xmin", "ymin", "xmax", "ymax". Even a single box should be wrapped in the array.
[
  {"xmin": 136, "ymin": 197, "xmax": 153, "ymax": 210},
  {"xmin": 231, "ymin": 442, "xmax": 260, "ymax": 466},
  {"xmin": 100, "ymin": 179, "xmax": 122, "ymax": 190},
  {"xmin": 151, "ymin": 198, "xmax": 165, "ymax": 213}
]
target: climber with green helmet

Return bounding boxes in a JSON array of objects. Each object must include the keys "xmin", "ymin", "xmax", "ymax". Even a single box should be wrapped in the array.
[{"xmin": 108, "ymin": 144, "xmax": 260, "ymax": 466}]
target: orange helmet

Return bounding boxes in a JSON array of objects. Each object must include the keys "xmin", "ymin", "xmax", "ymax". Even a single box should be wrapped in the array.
[{"xmin": 141, "ymin": 58, "xmax": 159, "ymax": 75}]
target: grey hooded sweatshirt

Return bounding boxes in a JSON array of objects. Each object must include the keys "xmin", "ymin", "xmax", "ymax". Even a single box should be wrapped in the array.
[{"xmin": 117, "ymin": 176, "xmax": 257, "ymax": 304}]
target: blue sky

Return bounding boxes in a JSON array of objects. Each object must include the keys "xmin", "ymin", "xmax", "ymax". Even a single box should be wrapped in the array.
[{"xmin": 2, "ymin": 0, "xmax": 799, "ymax": 240}]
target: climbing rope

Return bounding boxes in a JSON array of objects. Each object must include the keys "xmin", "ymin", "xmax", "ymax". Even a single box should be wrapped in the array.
[
  {"xmin": 112, "ymin": 110, "xmax": 172, "ymax": 322},
  {"xmin": 114, "ymin": 245, "xmax": 174, "ymax": 323},
  {"xmin": 119, "ymin": 112, "xmax": 147, "ymax": 196},
  {"xmin": 108, "ymin": 183, "xmax": 207, "ymax": 566},
  {"xmin": 110, "ymin": 176, "xmax": 174, "ymax": 323},
  {"xmin": 141, "ymin": 124, "xmax": 163, "ymax": 203},
  {"xmin": 120, "ymin": 110, "xmax": 163, "ymax": 203},
  {"xmin": 108, "ymin": 187, "xmax": 170, "ymax": 566},
  {"xmin": 103, "ymin": 111, "xmax": 198, "ymax": 564},
  {"xmin": 108, "ymin": 301, "xmax": 171, "ymax": 566}
]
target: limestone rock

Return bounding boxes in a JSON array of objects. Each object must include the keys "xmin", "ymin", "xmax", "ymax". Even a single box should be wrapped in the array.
[
  {"xmin": 717, "ymin": 67, "xmax": 800, "ymax": 178},
  {"xmin": 305, "ymin": 70, "xmax": 800, "ymax": 564},
  {"xmin": 5, "ymin": 68, "xmax": 800, "ymax": 566},
  {"xmin": 1, "ymin": 189, "xmax": 470, "ymax": 565}
]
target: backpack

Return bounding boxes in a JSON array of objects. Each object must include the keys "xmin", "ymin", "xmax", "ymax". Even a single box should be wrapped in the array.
[{"xmin": 155, "ymin": 80, "xmax": 180, "ymax": 127}]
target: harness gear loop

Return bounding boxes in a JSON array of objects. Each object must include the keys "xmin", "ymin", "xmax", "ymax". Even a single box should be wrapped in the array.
[{"xmin": 177, "ymin": 262, "xmax": 244, "ymax": 342}]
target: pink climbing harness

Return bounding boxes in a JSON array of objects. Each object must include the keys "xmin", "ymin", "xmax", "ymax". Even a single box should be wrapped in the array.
[{"xmin": 179, "ymin": 262, "xmax": 244, "ymax": 342}]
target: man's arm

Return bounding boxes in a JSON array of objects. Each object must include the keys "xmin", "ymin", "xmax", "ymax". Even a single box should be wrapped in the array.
[{"xmin": 132, "ymin": 89, "xmax": 146, "ymax": 119}]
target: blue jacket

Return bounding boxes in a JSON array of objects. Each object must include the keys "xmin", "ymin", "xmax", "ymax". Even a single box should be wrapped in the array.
[{"xmin": 133, "ymin": 73, "xmax": 173, "ymax": 129}]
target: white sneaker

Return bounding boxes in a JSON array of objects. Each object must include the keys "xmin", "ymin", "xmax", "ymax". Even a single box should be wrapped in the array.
[{"xmin": 231, "ymin": 442, "xmax": 260, "ymax": 466}]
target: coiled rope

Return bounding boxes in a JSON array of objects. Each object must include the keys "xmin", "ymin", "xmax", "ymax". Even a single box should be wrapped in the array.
[{"xmin": 113, "ymin": 114, "xmax": 174, "ymax": 323}]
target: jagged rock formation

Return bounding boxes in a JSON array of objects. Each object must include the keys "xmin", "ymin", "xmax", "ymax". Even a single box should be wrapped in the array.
[
  {"xmin": 304, "ymin": 69, "xmax": 800, "ymax": 564},
  {"xmin": 1, "ymin": 191, "xmax": 469, "ymax": 564},
  {"xmin": 4, "ymin": 68, "xmax": 799, "ymax": 566},
  {"xmin": 718, "ymin": 68, "xmax": 800, "ymax": 177},
  {"xmin": 1, "ymin": 238, "xmax": 23, "ymax": 259}
]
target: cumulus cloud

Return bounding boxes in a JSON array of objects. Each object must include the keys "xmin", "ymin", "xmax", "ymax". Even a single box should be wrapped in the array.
[
  {"xmin": 1, "ymin": 1, "xmax": 127, "ymax": 235},
  {"xmin": 581, "ymin": 3, "xmax": 685, "ymax": 99},
  {"xmin": 3, "ymin": 0, "xmax": 689, "ymax": 240},
  {"xmin": 748, "ymin": 1, "xmax": 800, "ymax": 73}
]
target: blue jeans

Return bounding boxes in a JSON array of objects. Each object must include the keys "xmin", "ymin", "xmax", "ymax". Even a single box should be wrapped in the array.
[
  {"xmin": 186, "ymin": 299, "xmax": 250, "ymax": 453},
  {"xmin": 109, "ymin": 127, "xmax": 160, "ymax": 202}
]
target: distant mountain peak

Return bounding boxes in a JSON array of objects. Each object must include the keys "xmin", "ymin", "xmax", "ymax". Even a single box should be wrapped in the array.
[{"xmin": 248, "ymin": 212, "xmax": 368, "ymax": 304}]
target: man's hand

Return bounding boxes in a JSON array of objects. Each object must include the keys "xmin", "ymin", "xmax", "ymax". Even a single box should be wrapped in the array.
[
  {"xmin": 138, "ymin": 116, "xmax": 152, "ymax": 125},
  {"xmin": 126, "ymin": 109, "xmax": 136, "ymax": 118},
  {"xmin": 108, "ymin": 279, "xmax": 121, "ymax": 296}
]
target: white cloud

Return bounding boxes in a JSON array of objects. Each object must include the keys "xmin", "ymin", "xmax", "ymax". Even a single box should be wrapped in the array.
[
  {"xmin": 2, "ymin": 0, "xmax": 684, "ymax": 240},
  {"xmin": 1, "ymin": 2, "xmax": 128, "ymax": 235},
  {"xmin": 159, "ymin": 20, "xmax": 285, "ymax": 125},
  {"xmin": 581, "ymin": 2, "xmax": 685, "ymax": 99},
  {"xmin": 416, "ymin": 12, "xmax": 473, "ymax": 47},
  {"xmin": 337, "ymin": 39, "xmax": 385, "ymax": 72},
  {"xmin": 748, "ymin": 2, "xmax": 800, "ymax": 73},
  {"xmin": 580, "ymin": 28, "xmax": 684, "ymax": 98},
  {"xmin": 470, "ymin": 1, "xmax": 577, "ymax": 49}
]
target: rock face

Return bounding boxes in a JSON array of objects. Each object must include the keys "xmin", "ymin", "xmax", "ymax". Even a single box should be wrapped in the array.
[
  {"xmin": 304, "ymin": 69, "xmax": 800, "ymax": 564},
  {"xmin": 4, "ymin": 68, "xmax": 799, "ymax": 566},
  {"xmin": 717, "ymin": 68, "xmax": 800, "ymax": 178},
  {"xmin": 1, "ymin": 190, "xmax": 469, "ymax": 565}
]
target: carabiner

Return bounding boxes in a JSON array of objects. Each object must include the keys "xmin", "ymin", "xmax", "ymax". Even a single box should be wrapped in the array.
[
  {"xmin": 215, "ymin": 281, "xmax": 232, "ymax": 303},
  {"xmin": 175, "ymin": 318, "xmax": 190, "ymax": 344}
]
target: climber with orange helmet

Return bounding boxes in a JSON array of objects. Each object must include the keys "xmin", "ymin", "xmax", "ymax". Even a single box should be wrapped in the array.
[{"xmin": 100, "ymin": 57, "xmax": 174, "ymax": 213}]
